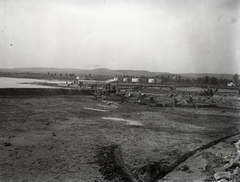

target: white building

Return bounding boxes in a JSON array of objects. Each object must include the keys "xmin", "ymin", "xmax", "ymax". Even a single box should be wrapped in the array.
[
  {"xmin": 148, "ymin": 78, "xmax": 155, "ymax": 83},
  {"xmin": 123, "ymin": 78, "xmax": 128, "ymax": 82},
  {"xmin": 132, "ymin": 78, "xmax": 139, "ymax": 83},
  {"xmin": 227, "ymin": 82, "xmax": 235, "ymax": 87}
]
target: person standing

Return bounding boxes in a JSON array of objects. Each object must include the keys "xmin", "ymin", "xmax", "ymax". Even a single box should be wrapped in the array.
[{"xmin": 188, "ymin": 93, "xmax": 193, "ymax": 103}]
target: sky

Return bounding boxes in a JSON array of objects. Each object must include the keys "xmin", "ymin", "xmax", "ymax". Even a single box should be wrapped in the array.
[{"xmin": 0, "ymin": 0, "xmax": 239, "ymax": 74}]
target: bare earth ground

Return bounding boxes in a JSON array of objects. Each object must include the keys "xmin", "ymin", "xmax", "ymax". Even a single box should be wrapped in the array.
[{"xmin": 0, "ymin": 95, "xmax": 240, "ymax": 182}]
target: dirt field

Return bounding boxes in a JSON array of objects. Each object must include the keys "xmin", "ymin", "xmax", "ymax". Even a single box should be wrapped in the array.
[{"xmin": 0, "ymin": 94, "xmax": 240, "ymax": 182}]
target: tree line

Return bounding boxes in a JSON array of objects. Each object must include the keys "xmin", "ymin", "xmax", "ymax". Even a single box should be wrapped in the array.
[
  {"xmin": 0, "ymin": 71, "xmax": 239, "ymax": 86},
  {"xmin": 163, "ymin": 74, "xmax": 239, "ymax": 86}
]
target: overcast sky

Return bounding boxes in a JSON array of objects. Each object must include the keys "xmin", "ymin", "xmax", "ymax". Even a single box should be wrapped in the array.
[{"xmin": 0, "ymin": 0, "xmax": 239, "ymax": 73}]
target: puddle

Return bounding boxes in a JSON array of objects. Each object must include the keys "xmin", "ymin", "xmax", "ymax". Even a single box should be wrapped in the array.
[
  {"xmin": 97, "ymin": 104, "xmax": 119, "ymax": 109},
  {"xmin": 102, "ymin": 117, "xmax": 143, "ymax": 126},
  {"xmin": 83, "ymin": 107, "xmax": 108, "ymax": 112}
]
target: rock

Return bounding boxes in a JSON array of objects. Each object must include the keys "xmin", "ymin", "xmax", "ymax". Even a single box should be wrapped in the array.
[
  {"xmin": 233, "ymin": 167, "xmax": 240, "ymax": 175},
  {"xmin": 203, "ymin": 164, "xmax": 214, "ymax": 173},
  {"xmin": 217, "ymin": 179, "xmax": 229, "ymax": 182},
  {"xmin": 235, "ymin": 141, "xmax": 240, "ymax": 153},
  {"xmin": 214, "ymin": 171, "xmax": 231, "ymax": 181},
  {"xmin": 232, "ymin": 167, "xmax": 240, "ymax": 180},
  {"xmin": 178, "ymin": 164, "xmax": 189, "ymax": 171},
  {"xmin": 222, "ymin": 158, "xmax": 234, "ymax": 171}
]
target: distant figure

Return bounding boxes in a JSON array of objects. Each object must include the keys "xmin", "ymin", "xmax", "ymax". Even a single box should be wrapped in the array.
[
  {"xmin": 170, "ymin": 94, "xmax": 178, "ymax": 109},
  {"xmin": 213, "ymin": 86, "xmax": 218, "ymax": 95},
  {"xmin": 209, "ymin": 88, "xmax": 213, "ymax": 96},
  {"xmin": 170, "ymin": 85, "xmax": 176, "ymax": 90},
  {"xmin": 128, "ymin": 92, "xmax": 133, "ymax": 97},
  {"xmin": 120, "ymin": 91, "xmax": 126, "ymax": 103},
  {"xmin": 188, "ymin": 93, "xmax": 193, "ymax": 103},
  {"xmin": 173, "ymin": 95, "xmax": 178, "ymax": 107},
  {"xmin": 137, "ymin": 91, "xmax": 142, "ymax": 100},
  {"xmin": 148, "ymin": 97, "xmax": 155, "ymax": 105}
]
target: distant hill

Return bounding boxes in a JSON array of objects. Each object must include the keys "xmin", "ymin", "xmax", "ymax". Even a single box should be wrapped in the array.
[
  {"xmin": 178, "ymin": 73, "xmax": 234, "ymax": 80},
  {"xmin": 0, "ymin": 67, "xmax": 175, "ymax": 77},
  {"xmin": 1, "ymin": 67, "xmax": 235, "ymax": 79}
]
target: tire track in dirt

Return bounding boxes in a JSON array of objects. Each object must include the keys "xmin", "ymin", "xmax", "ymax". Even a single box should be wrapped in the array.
[
  {"xmin": 140, "ymin": 132, "xmax": 240, "ymax": 182},
  {"xmin": 96, "ymin": 145, "xmax": 137, "ymax": 182},
  {"xmin": 96, "ymin": 132, "xmax": 240, "ymax": 182}
]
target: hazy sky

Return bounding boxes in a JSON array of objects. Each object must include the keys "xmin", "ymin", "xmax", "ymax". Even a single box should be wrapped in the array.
[{"xmin": 0, "ymin": 0, "xmax": 239, "ymax": 73}]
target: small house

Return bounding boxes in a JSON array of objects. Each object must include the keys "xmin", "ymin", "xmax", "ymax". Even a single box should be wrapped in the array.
[
  {"xmin": 227, "ymin": 82, "xmax": 235, "ymax": 87},
  {"xmin": 132, "ymin": 78, "xmax": 139, "ymax": 83},
  {"xmin": 123, "ymin": 78, "xmax": 128, "ymax": 82},
  {"xmin": 148, "ymin": 78, "xmax": 155, "ymax": 83}
]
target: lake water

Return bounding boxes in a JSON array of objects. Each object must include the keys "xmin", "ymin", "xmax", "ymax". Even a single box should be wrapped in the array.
[{"xmin": 0, "ymin": 77, "xmax": 64, "ymax": 88}]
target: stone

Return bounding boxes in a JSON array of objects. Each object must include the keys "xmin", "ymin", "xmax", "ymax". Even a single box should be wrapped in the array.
[
  {"xmin": 218, "ymin": 179, "xmax": 229, "ymax": 182},
  {"xmin": 232, "ymin": 167, "xmax": 240, "ymax": 180},
  {"xmin": 214, "ymin": 171, "xmax": 231, "ymax": 181}
]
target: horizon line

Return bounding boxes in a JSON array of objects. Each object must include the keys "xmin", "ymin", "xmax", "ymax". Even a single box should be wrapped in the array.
[{"xmin": 0, "ymin": 67, "xmax": 238, "ymax": 75}]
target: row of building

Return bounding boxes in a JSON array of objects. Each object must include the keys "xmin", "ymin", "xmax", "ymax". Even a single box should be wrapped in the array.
[
  {"xmin": 75, "ymin": 75, "xmax": 163, "ymax": 84},
  {"xmin": 114, "ymin": 77, "xmax": 163, "ymax": 83}
]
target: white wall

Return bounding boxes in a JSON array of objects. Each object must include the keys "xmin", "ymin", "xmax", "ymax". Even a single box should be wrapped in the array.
[{"xmin": 132, "ymin": 78, "xmax": 139, "ymax": 82}]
